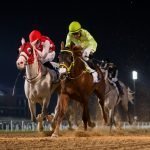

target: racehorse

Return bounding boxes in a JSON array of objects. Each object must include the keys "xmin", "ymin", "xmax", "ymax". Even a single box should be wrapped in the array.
[
  {"xmin": 101, "ymin": 68, "xmax": 134, "ymax": 131},
  {"xmin": 16, "ymin": 38, "xmax": 60, "ymax": 131},
  {"xmin": 51, "ymin": 42, "xmax": 107, "ymax": 137}
]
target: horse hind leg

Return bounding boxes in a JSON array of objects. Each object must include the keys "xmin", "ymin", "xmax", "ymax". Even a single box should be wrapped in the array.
[
  {"xmin": 87, "ymin": 111, "xmax": 95, "ymax": 128},
  {"xmin": 96, "ymin": 94, "xmax": 108, "ymax": 125},
  {"xmin": 36, "ymin": 114, "xmax": 44, "ymax": 131},
  {"xmin": 121, "ymin": 102, "xmax": 133, "ymax": 124}
]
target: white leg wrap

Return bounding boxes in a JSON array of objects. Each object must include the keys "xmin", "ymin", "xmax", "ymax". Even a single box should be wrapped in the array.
[{"xmin": 92, "ymin": 71, "xmax": 99, "ymax": 83}]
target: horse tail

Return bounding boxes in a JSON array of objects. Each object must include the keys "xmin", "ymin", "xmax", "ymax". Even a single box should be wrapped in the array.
[{"xmin": 127, "ymin": 87, "xmax": 134, "ymax": 104}]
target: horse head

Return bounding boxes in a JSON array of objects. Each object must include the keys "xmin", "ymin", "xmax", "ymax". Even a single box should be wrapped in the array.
[
  {"xmin": 58, "ymin": 41, "xmax": 83, "ymax": 79},
  {"xmin": 16, "ymin": 38, "xmax": 35, "ymax": 70}
]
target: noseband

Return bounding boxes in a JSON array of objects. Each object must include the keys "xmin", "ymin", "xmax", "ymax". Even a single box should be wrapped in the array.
[
  {"xmin": 59, "ymin": 50, "xmax": 75, "ymax": 73},
  {"xmin": 59, "ymin": 50, "xmax": 88, "ymax": 79}
]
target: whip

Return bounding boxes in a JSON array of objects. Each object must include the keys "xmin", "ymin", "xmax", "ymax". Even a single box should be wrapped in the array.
[{"xmin": 12, "ymin": 71, "xmax": 22, "ymax": 96}]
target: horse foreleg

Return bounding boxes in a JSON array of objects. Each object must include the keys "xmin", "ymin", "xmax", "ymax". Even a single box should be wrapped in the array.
[
  {"xmin": 28, "ymin": 99, "xmax": 36, "ymax": 122},
  {"xmin": 82, "ymin": 100, "xmax": 93, "ymax": 130},
  {"xmin": 41, "ymin": 96, "xmax": 51, "ymax": 119},
  {"xmin": 51, "ymin": 93, "xmax": 69, "ymax": 137},
  {"xmin": 98, "ymin": 98, "xmax": 108, "ymax": 125},
  {"xmin": 109, "ymin": 109, "xmax": 115, "ymax": 133}
]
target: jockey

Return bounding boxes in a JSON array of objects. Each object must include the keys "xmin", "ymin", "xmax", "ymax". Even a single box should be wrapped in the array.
[
  {"xmin": 29, "ymin": 30, "xmax": 59, "ymax": 82},
  {"xmin": 103, "ymin": 60, "xmax": 124, "ymax": 96},
  {"xmin": 65, "ymin": 21, "xmax": 99, "ymax": 83}
]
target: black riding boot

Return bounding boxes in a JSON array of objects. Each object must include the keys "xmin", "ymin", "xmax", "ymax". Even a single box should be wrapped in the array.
[
  {"xmin": 87, "ymin": 59, "xmax": 101, "ymax": 81},
  {"xmin": 43, "ymin": 61, "xmax": 59, "ymax": 80},
  {"xmin": 115, "ymin": 81, "xmax": 124, "ymax": 96},
  {"xmin": 87, "ymin": 59, "xmax": 97, "ymax": 70}
]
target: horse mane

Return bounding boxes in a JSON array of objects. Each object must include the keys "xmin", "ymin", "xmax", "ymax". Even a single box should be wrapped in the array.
[{"xmin": 61, "ymin": 41, "xmax": 82, "ymax": 57}]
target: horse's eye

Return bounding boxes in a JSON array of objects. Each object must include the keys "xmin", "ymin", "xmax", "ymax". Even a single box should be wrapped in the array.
[{"xmin": 27, "ymin": 48, "xmax": 32, "ymax": 54}]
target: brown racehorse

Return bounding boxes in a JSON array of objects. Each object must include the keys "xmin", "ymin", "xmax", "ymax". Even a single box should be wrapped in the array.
[{"xmin": 51, "ymin": 42, "xmax": 107, "ymax": 137}]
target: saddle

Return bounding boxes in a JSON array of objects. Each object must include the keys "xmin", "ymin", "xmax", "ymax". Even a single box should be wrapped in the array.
[{"xmin": 45, "ymin": 62, "xmax": 60, "ymax": 83}]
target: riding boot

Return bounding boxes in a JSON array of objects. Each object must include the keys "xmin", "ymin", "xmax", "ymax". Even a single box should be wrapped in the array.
[
  {"xmin": 87, "ymin": 59, "xmax": 96, "ymax": 70},
  {"xmin": 87, "ymin": 59, "xmax": 100, "ymax": 82},
  {"xmin": 43, "ymin": 61, "xmax": 59, "ymax": 82},
  {"xmin": 115, "ymin": 81, "xmax": 124, "ymax": 96}
]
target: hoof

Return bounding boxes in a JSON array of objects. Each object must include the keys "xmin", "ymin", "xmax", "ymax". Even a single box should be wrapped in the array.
[
  {"xmin": 88, "ymin": 122, "xmax": 96, "ymax": 128},
  {"xmin": 36, "ymin": 114, "xmax": 44, "ymax": 122},
  {"xmin": 51, "ymin": 133, "xmax": 59, "ymax": 138},
  {"xmin": 38, "ymin": 127, "xmax": 44, "ymax": 132},
  {"xmin": 31, "ymin": 117, "xmax": 36, "ymax": 123},
  {"xmin": 46, "ymin": 114, "xmax": 54, "ymax": 122}
]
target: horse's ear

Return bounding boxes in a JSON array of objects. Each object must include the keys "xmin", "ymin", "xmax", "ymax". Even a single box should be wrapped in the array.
[
  {"xmin": 21, "ymin": 37, "xmax": 25, "ymax": 45},
  {"xmin": 70, "ymin": 41, "xmax": 75, "ymax": 50},
  {"xmin": 61, "ymin": 41, "xmax": 64, "ymax": 50}
]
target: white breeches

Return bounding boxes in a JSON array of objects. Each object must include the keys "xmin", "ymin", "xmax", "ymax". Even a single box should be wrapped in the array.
[{"xmin": 41, "ymin": 51, "xmax": 56, "ymax": 64}]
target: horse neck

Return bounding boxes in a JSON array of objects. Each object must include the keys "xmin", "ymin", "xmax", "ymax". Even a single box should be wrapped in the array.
[
  {"xmin": 70, "ymin": 57, "xmax": 85, "ymax": 76},
  {"xmin": 26, "ymin": 58, "xmax": 40, "ymax": 79},
  {"xmin": 25, "ymin": 52, "xmax": 46, "ymax": 80}
]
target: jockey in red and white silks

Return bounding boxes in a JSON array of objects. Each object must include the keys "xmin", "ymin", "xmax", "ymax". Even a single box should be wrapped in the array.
[
  {"xmin": 29, "ymin": 30, "xmax": 59, "ymax": 82},
  {"xmin": 29, "ymin": 30, "xmax": 55, "ymax": 63}
]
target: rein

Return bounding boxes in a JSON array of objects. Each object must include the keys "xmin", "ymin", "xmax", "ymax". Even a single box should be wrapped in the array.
[
  {"xmin": 20, "ymin": 49, "xmax": 47, "ymax": 83},
  {"xmin": 25, "ymin": 60, "xmax": 48, "ymax": 84},
  {"xmin": 60, "ymin": 50, "xmax": 88, "ymax": 80},
  {"xmin": 67, "ymin": 57, "xmax": 88, "ymax": 80}
]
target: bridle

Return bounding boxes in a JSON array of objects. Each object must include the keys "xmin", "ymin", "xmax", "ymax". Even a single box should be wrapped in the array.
[
  {"xmin": 18, "ymin": 48, "xmax": 43, "ymax": 83},
  {"xmin": 59, "ymin": 50, "xmax": 88, "ymax": 80},
  {"xmin": 59, "ymin": 50, "xmax": 75, "ymax": 73}
]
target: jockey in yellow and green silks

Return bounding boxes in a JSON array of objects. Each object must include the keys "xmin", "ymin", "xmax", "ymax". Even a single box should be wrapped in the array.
[
  {"xmin": 66, "ymin": 21, "xmax": 97, "ymax": 61},
  {"xmin": 65, "ymin": 21, "xmax": 100, "ymax": 83}
]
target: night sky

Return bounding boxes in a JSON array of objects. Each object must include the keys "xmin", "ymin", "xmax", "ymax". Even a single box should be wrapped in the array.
[{"xmin": 0, "ymin": 0, "xmax": 149, "ymax": 91}]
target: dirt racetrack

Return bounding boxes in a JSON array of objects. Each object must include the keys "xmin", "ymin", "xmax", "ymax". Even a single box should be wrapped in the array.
[{"xmin": 0, "ymin": 128, "xmax": 150, "ymax": 150}]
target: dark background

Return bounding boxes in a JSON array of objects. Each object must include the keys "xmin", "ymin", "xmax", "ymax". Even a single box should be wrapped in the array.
[{"xmin": 0, "ymin": 0, "xmax": 150, "ymax": 119}]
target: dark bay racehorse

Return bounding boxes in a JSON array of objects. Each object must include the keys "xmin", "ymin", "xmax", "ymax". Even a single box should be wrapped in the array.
[{"xmin": 51, "ymin": 42, "xmax": 107, "ymax": 137}]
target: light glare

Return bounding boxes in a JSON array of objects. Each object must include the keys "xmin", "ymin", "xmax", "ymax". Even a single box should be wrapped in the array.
[{"xmin": 132, "ymin": 71, "xmax": 138, "ymax": 80}]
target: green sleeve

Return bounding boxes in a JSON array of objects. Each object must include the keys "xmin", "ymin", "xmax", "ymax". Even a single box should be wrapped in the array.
[
  {"xmin": 65, "ymin": 33, "xmax": 71, "ymax": 48},
  {"xmin": 84, "ymin": 30, "xmax": 97, "ymax": 52}
]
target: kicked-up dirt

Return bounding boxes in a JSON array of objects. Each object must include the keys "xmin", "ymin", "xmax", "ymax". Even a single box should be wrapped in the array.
[{"xmin": 0, "ymin": 128, "xmax": 150, "ymax": 150}]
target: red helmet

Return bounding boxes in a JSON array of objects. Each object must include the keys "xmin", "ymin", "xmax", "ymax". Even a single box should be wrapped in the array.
[{"xmin": 29, "ymin": 30, "xmax": 41, "ymax": 43}]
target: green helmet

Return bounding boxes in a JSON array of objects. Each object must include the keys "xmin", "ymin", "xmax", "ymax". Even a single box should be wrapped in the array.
[{"xmin": 69, "ymin": 21, "xmax": 81, "ymax": 33}]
